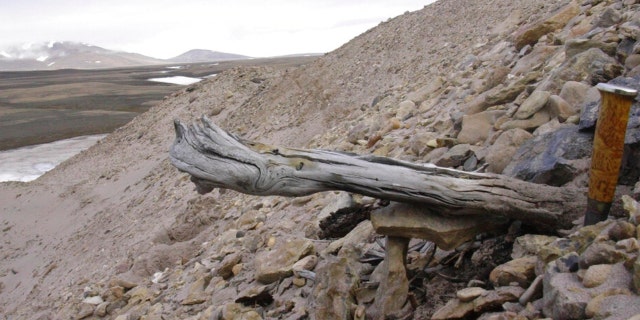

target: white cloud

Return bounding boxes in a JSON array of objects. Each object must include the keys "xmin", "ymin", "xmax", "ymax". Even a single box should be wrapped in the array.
[{"xmin": 0, "ymin": 0, "xmax": 434, "ymax": 58}]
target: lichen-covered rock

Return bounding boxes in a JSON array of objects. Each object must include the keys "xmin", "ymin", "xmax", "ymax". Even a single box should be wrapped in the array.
[
  {"xmin": 607, "ymin": 220, "xmax": 636, "ymax": 242},
  {"xmin": 587, "ymin": 294, "xmax": 640, "ymax": 320},
  {"xmin": 585, "ymin": 288, "xmax": 634, "ymax": 318},
  {"xmin": 489, "ymin": 255, "xmax": 537, "ymax": 288},
  {"xmin": 512, "ymin": 234, "xmax": 558, "ymax": 259},
  {"xmin": 579, "ymin": 242, "xmax": 627, "ymax": 269},
  {"xmin": 582, "ymin": 264, "xmax": 612, "ymax": 288},
  {"xmin": 255, "ymin": 237, "xmax": 314, "ymax": 284}
]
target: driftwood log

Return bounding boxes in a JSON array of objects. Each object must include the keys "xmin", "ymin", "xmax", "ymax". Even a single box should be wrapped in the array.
[{"xmin": 170, "ymin": 117, "xmax": 586, "ymax": 230}]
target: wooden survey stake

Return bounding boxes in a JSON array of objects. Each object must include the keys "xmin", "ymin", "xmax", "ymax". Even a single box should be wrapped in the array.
[{"xmin": 585, "ymin": 83, "xmax": 637, "ymax": 226}]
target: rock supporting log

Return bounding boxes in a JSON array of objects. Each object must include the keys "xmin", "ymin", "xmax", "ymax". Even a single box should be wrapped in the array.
[
  {"xmin": 170, "ymin": 117, "xmax": 586, "ymax": 230},
  {"xmin": 370, "ymin": 202, "xmax": 509, "ymax": 250}
]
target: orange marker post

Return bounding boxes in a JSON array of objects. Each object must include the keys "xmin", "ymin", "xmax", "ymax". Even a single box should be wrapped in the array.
[{"xmin": 584, "ymin": 83, "xmax": 637, "ymax": 226}]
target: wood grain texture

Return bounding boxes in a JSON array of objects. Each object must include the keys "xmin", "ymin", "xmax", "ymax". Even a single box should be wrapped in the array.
[
  {"xmin": 170, "ymin": 117, "xmax": 586, "ymax": 230},
  {"xmin": 588, "ymin": 91, "xmax": 634, "ymax": 202}
]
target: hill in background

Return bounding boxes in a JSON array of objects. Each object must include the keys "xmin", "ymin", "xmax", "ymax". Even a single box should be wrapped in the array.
[
  {"xmin": 168, "ymin": 49, "xmax": 249, "ymax": 63},
  {"xmin": 0, "ymin": 41, "xmax": 250, "ymax": 71}
]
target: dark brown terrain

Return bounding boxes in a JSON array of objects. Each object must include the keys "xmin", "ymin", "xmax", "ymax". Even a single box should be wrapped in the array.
[{"xmin": 0, "ymin": 56, "xmax": 316, "ymax": 150}]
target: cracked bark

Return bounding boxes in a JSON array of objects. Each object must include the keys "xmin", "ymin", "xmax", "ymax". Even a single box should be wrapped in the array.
[{"xmin": 170, "ymin": 117, "xmax": 586, "ymax": 230}]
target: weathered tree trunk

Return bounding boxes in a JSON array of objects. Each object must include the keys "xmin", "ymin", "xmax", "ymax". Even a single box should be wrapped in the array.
[{"xmin": 170, "ymin": 117, "xmax": 586, "ymax": 230}]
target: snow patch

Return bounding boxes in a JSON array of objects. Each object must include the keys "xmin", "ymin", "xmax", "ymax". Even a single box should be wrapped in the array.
[
  {"xmin": 152, "ymin": 269, "xmax": 168, "ymax": 283},
  {"xmin": 166, "ymin": 66, "xmax": 183, "ymax": 69},
  {"xmin": 148, "ymin": 76, "xmax": 201, "ymax": 85},
  {"xmin": 37, "ymin": 55, "xmax": 48, "ymax": 62},
  {"xmin": 47, "ymin": 62, "xmax": 56, "ymax": 67},
  {"xmin": 0, "ymin": 134, "xmax": 107, "ymax": 182},
  {"xmin": 0, "ymin": 51, "xmax": 11, "ymax": 58}
]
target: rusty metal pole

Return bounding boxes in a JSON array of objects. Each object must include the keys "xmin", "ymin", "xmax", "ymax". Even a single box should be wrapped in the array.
[{"xmin": 584, "ymin": 83, "xmax": 637, "ymax": 226}]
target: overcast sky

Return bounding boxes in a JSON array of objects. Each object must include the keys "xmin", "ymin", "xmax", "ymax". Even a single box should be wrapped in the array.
[{"xmin": 0, "ymin": 0, "xmax": 435, "ymax": 59}]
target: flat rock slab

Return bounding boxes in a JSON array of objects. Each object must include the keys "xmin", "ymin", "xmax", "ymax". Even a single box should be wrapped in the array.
[{"xmin": 370, "ymin": 202, "xmax": 509, "ymax": 250}]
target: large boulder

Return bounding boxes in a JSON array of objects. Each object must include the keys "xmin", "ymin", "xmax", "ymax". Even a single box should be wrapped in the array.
[
  {"xmin": 538, "ymin": 48, "xmax": 624, "ymax": 93},
  {"xmin": 511, "ymin": 1, "xmax": 580, "ymax": 50},
  {"xmin": 503, "ymin": 126, "xmax": 592, "ymax": 186}
]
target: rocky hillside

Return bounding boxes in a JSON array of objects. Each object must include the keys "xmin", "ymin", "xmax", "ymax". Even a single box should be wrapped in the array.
[{"xmin": 2, "ymin": 0, "xmax": 640, "ymax": 319}]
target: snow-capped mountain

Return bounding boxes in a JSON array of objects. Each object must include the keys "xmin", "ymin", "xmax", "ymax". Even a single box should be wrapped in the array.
[
  {"xmin": 0, "ymin": 42, "xmax": 253, "ymax": 71},
  {"xmin": 0, "ymin": 41, "xmax": 193, "ymax": 71}
]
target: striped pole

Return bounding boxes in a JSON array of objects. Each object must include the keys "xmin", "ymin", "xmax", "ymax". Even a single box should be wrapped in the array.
[{"xmin": 584, "ymin": 83, "xmax": 637, "ymax": 226}]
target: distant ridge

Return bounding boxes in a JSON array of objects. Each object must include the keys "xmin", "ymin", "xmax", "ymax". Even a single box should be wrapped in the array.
[
  {"xmin": 0, "ymin": 42, "xmax": 249, "ymax": 71},
  {"xmin": 168, "ymin": 49, "xmax": 249, "ymax": 63},
  {"xmin": 0, "ymin": 41, "xmax": 166, "ymax": 71}
]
